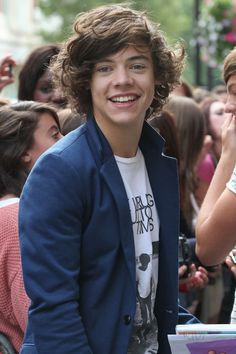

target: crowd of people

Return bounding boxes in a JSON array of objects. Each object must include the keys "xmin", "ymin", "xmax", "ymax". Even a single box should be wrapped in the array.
[{"xmin": 1, "ymin": 3, "xmax": 236, "ymax": 354}]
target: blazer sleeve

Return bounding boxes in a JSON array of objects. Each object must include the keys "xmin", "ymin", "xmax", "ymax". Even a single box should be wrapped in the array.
[{"xmin": 19, "ymin": 153, "xmax": 92, "ymax": 354}]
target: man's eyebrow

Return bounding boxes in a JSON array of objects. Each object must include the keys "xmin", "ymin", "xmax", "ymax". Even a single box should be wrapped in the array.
[
  {"xmin": 95, "ymin": 54, "xmax": 151, "ymax": 64},
  {"xmin": 127, "ymin": 54, "xmax": 151, "ymax": 61}
]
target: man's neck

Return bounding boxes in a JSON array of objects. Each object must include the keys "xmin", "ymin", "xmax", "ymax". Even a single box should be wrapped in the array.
[{"xmin": 96, "ymin": 120, "xmax": 144, "ymax": 158}]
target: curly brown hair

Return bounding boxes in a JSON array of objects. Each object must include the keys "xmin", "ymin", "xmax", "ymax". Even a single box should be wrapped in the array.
[{"xmin": 51, "ymin": 4, "xmax": 185, "ymax": 118}]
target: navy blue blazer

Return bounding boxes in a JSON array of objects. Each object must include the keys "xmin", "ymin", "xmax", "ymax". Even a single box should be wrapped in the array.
[{"xmin": 19, "ymin": 116, "xmax": 197, "ymax": 354}]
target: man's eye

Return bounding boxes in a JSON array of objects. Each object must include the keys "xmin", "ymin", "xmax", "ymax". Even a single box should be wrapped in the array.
[
  {"xmin": 97, "ymin": 66, "xmax": 112, "ymax": 73},
  {"xmin": 131, "ymin": 64, "xmax": 145, "ymax": 70}
]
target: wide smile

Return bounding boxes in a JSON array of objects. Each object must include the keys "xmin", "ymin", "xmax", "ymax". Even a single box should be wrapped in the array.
[{"xmin": 109, "ymin": 95, "xmax": 140, "ymax": 104}]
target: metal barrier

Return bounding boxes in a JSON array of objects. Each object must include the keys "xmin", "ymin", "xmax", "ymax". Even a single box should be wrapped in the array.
[{"xmin": 0, "ymin": 333, "xmax": 16, "ymax": 354}]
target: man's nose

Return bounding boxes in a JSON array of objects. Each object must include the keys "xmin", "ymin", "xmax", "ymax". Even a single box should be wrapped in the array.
[{"xmin": 113, "ymin": 67, "xmax": 133, "ymax": 86}]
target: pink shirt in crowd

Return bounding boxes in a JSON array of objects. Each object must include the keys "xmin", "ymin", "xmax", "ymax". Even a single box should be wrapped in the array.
[
  {"xmin": 0, "ymin": 199, "xmax": 29, "ymax": 353},
  {"xmin": 197, "ymin": 153, "xmax": 215, "ymax": 184}
]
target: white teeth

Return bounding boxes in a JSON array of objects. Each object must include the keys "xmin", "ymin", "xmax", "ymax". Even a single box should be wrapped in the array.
[{"xmin": 111, "ymin": 96, "xmax": 136, "ymax": 102}]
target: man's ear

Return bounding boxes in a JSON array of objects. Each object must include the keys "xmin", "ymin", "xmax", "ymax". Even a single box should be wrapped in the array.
[{"xmin": 21, "ymin": 151, "xmax": 32, "ymax": 165}]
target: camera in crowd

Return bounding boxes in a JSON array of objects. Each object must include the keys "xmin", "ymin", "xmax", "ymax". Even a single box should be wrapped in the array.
[
  {"xmin": 178, "ymin": 233, "xmax": 191, "ymax": 267},
  {"xmin": 178, "ymin": 233, "xmax": 219, "ymax": 281},
  {"xmin": 178, "ymin": 233, "xmax": 191, "ymax": 277}
]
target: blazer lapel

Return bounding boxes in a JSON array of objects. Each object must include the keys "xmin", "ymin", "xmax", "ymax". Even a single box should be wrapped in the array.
[
  {"xmin": 86, "ymin": 115, "xmax": 136, "ymax": 287},
  {"xmin": 101, "ymin": 159, "xmax": 136, "ymax": 289}
]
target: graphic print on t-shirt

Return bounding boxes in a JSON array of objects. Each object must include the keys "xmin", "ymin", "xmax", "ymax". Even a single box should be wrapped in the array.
[
  {"xmin": 131, "ymin": 194, "xmax": 155, "ymax": 234},
  {"xmin": 115, "ymin": 149, "xmax": 159, "ymax": 354},
  {"xmin": 130, "ymin": 192, "xmax": 159, "ymax": 354}
]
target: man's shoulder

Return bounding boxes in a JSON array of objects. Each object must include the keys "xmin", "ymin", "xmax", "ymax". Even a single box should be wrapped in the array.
[
  {"xmin": 31, "ymin": 122, "xmax": 99, "ymax": 179},
  {"xmin": 38, "ymin": 124, "xmax": 93, "ymax": 169},
  {"xmin": 51, "ymin": 124, "xmax": 88, "ymax": 155}
]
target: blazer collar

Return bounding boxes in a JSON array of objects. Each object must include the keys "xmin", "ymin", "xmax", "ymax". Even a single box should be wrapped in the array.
[
  {"xmin": 86, "ymin": 114, "xmax": 166, "ymax": 164},
  {"xmin": 86, "ymin": 115, "xmax": 113, "ymax": 167}
]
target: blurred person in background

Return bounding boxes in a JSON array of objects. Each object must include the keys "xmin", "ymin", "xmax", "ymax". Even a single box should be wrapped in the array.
[
  {"xmin": 193, "ymin": 86, "xmax": 211, "ymax": 105},
  {"xmin": 196, "ymin": 95, "xmax": 230, "ymax": 206},
  {"xmin": 171, "ymin": 78, "xmax": 193, "ymax": 98},
  {"xmin": 200, "ymin": 96, "xmax": 230, "ymax": 167},
  {"xmin": 148, "ymin": 112, "xmax": 208, "ymax": 311},
  {"xmin": 212, "ymin": 84, "xmax": 227, "ymax": 104},
  {"xmin": 18, "ymin": 44, "xmax": 67, "ymax": 109},
  {"xmin": 57, "ymin": 108, "xmax": 85, "ymax": 135},
  {"xmin": 195, "ymin": 133, "xmax": 215, "ymax": 207},
  {"xmin": 165, "ymin": 96, "xmax": 223, "ymax": 323},
  {"xmin": 165, "ymin": 96, "xmax": 206, "ymax": 228},
  {"xmin": 0, "ymin": 101, "xmax": 62, "ymax": 353}
]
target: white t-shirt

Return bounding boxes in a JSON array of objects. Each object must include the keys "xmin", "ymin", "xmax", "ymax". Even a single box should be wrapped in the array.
[{"xmin": 115, "ymin": 148, "xmax": 160, "ymax": 354}]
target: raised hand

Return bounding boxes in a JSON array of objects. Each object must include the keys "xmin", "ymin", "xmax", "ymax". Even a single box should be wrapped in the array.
[{"xmin": 0, "ymin": 54, "xmax": 16, "ymax": 92}]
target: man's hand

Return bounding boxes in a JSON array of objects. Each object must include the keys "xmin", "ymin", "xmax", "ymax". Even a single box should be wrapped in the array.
[{"xmin": 0, "ymin": 55, "xmax": 16, "ymax": 92}]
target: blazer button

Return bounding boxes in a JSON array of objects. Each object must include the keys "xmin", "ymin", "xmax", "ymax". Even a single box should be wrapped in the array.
[{"xmin": 123, "ymin": 315, "xmax": 132, "ymax": 325}]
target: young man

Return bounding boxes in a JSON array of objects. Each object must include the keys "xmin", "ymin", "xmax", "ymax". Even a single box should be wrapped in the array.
[
  {"xmin": 19, "ymin": 5, "xmax": 197, "ymax": 354},
  {"xmin": 195, "ymin": 48, "xmax": 236, "ymax": 341},
  {"xmin": 196, "ymin": 47, "xmax": 236, "ymax": 266}
]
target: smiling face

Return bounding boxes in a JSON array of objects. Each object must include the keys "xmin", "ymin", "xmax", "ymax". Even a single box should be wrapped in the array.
[
  {"xmin": 90, "ymin": 46, "xmax": 155, "ymax": 134},
  {"xmin": 209, "ymin": 100, "xmax": 227, "ymax": 139}
]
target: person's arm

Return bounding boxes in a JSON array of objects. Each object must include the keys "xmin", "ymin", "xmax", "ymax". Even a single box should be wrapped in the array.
[
  {"xmin": 19, "ymin": 153, "xmax": 92, "ymax": 354},
  {"xmin": 196, "ymin": 115, "xmax": 236, "ymax": 265}
]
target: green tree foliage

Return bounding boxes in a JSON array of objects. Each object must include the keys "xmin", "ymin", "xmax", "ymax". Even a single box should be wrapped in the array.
[
  {"xmin": 38, "ymin": 0, "xmax": 195, "ymax": 82},
  {"xmin": 38, "ymin": 0, "xmax": 193, "ymax": 43}
]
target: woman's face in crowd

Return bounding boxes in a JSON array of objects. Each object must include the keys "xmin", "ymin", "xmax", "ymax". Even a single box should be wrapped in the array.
[
  {"xmin": 209, "ymin": 100, "xmax": 228, "ymax": 139},
  {"xmin": 33, "ymin": 69, "xmax": 67, "ymax": 109},
  {"xmin": 23, "ymin": 113, "xmax": 62, "ymax": 170}
]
